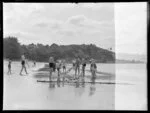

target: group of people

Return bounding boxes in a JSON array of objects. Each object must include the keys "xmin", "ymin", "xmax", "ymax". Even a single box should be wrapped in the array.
[
  {"xmin": 7, "ymin": 54, "xmax": 97, "ymax": 79},
  {"xmin": 48, "ymin": 57, "xmax": 66, "ymax": 79},
  {"xmin": 48, "ymin": 56, "xmax": 97, "ymax": 80},
  {"xmin": 7, "ymin": 54, "xmax": 36, "ymax": 75}
]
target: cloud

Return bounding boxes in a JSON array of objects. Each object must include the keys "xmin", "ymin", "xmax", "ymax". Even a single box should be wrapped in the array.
[
  {"xmin": 3, "ymin": 3, "xmax": 115, "ymax": 50},
  {"xmin": 3, "ymin": 3, "xmax": 42, "ymax": 18},
  {"xmin": 79, "ymin": 3, "xmax": 112, "ymax": 9},
  {"xmin": 66, "ymin": 15, "xmax": 114, "ymax": 30},
  {"xmin": 56, "ymin": 29, "xmax": 75, "ymax": 37},
  {"xmin": 115, "ymin": 2, "xmax": 147, "ymax": 54},
  {"xmin": 35, "ymin": 22, "xmax": 48, "ymax": 28},
  {"xmin": 66, "ymin": 15, "xmax": 87, "ymax": 26},
  {"xmin": 66, "ymin": 15, "xmax": 101, "ymax": 28},
  {"xmin": 4, "ymin": 31, "xmax": 37, "ymax": 44}
]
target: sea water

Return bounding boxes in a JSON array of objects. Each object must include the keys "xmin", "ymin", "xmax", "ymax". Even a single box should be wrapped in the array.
[{"xmin": 3, "ymin": 61, "xmax": 147, "ymax": 110}]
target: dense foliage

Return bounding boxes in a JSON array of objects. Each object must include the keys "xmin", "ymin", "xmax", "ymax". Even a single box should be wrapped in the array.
[
  {"xmin": 3, "ymin": 37, "xmax": 115, "ymax": 63},
  {"xmin": 3, "ymin": 36, "xmax": 21, "ymax": 60}
]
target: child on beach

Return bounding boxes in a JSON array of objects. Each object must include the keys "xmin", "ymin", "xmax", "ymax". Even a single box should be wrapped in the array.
[
  {"xmin": 90, "ymin": 59, "xmax": 97, "ymax": 78},
  {"xmin": 7, "ymin": 59, "xmax": 12, "ymax": 75},
  {"xmin": 33, "ymin": 60, "xmax": 36, "ymax": 67},
  {"xmin": 20, "ymin": 54, "xmax": 28, "ymax": 75}
]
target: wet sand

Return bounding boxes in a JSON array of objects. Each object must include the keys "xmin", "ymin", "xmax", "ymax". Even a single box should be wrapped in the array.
[
  {"xmin": 3, "ymin": 61, "xmax": 115, "ymax": 110},
  {"xmin": 4, "ymin": 62, "xmax": 147, "ymax": 110}
]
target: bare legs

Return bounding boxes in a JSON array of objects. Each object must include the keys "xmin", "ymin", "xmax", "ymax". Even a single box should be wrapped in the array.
[
  {"xmin": 57, "ymin": 68, "xmax": 60, "ymax": 77},
  {"xmin": 7, "ymin": 67, "xmax": 11, "ymax": 75},
  {"xmin": 20, "ymin": 65, "xmax": 28, "ymax": 75},
  {"xmin": 91, "ymin": 69, "xmax": 96, "ymax": 78},
  {"xmin": 63, "ymin": 67, "xmax": 66, "ymax": 73},
  {"xmin": 75, "ymin": 66, "xmax": 80, "ymax": 78},
  {"xmin": 49, "ymin": 68, "xmax": 53, "ymax": 81},
  {"xmin": 82, "ymin": 66, "xmax": 85, "ymax": 77}
]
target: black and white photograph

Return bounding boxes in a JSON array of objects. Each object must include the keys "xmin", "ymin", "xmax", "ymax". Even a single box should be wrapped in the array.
[{"xmin": 3, "ymin": 2, "xmax": 147, "ymax": 110}]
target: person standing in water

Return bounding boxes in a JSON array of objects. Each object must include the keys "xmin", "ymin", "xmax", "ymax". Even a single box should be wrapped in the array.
[
  {"xmin": 69, "ymin": 59, "xmax": 75, "ymax": 73},
  {"xmin": 62, "ymin": 60, "xmax": 66, "ymax": 73},
  {"xmin": 90, "ymin": 59, "xmax": 97, "ymax": 78},
  {"xmin": 20, "ymin": 54, "xmax": 28, "ymax": 75},
  {"xmin": 56, "ymin": 60, "xmax": 61, "ymax": 77},
  {"xmin": 81, "ymin": 58, "xmax": 86, "ymax": 77},
  {"xmin": 75, "ymin": 57, "xmax": 81, "ymax": 78},
  {"xmin": 7, "ymin": 59, "xmax": 12, "ymax": 75},
  {"xmin": 49, "ymin": 57, "xmax": 55, "ymax": 81},
  {"xmin": 33, "ymin": 60, "xmax": 36, "ymax": 67},
  {"xmin": 72, "ymin": 60, "xmax": 76, "ymax": 69}
]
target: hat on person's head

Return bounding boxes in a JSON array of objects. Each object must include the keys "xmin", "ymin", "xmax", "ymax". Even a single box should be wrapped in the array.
[
  {"xmin": 91, "ymin": 59, "xmax": 95, "ymax": 63},
  {"xmin": 50, "ymin": 57, "xmax": 54, "ymax": 60},
  {"xmin": 90, "ymin": 58, "xmax": 93, "ymax": 61}
]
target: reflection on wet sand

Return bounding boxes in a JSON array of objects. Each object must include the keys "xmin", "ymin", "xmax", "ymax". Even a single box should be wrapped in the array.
[
  {"xmin": 57, "ymin": 76, "xmax": 61, "ymax": 87},
  {"xmin": 48, "ymin": 75, "xmax": 96, "ymax": 97},
  {"xmin": 49, "ymin": 76, "xmax": 64, "ymax": 89},
  {"xmin": 89, "ymin": 76, "xmax": 96, "ymax": 96},
  {"xmin": 74, "ymin": 76, "xmax": 85, "ymax": 96},
  {"xmin": 49, "ymin": 81, "xmax": 55, "ymax": 89},
  {"xmin": 81, "ymin": 77, "xmax": 85, "ymax": 88},
  {"xmin": 49, "ymin": 77, "xmax": 55, "ymax": 89}
]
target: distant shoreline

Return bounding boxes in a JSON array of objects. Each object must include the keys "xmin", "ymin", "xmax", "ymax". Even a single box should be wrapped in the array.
[{"xmin": 3, "ymin": 59, "xmax": 146, "ymax": 65}]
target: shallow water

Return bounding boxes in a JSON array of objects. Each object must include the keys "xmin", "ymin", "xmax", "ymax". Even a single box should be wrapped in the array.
[
  {"xmin": 115, "ymin": 64, "xmax": 147, "ymax": 110},
  {"xmin": 3, "ymin": 61, "xmax": 147, "ymax": 110}
]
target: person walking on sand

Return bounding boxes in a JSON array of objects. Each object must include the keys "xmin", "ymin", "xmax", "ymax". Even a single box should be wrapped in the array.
[
  {"xmin": 49, "ymin": 57, "xmax": 55, "ymax": 81},
  {"xmin": 75, "ymin": 57, "xmax": 81, "ymax": 78},
  {"xmin": 20, "ymin": 54, "xmax": 28, "ymax": 75},
  {"xmin": 90, "ymin": 59, "xmax": 97, "ymax": 78},
  {"xmin": 81, "ymin": 58, "xmax": 86, "ymax": 77},
  {"xmin": 7, "ymin": 59, "xmax": 12, "ymax": 75}
]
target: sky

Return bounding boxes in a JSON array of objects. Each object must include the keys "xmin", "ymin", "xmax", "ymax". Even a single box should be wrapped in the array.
[
  {"xmin": 3, "ymin": 2, "xmax": 147, "ymax": 55},
  {"xmin": 115, "ymin": 2, "xmax": 147, "ymax": 55},
  {"xmin": 3, "ymin": 3, "xmax": 115, "ymax": 51}
]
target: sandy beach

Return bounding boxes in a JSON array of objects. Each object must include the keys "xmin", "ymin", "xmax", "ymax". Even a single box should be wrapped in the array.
[
  {"xmin": 3, "ymin": 61, "xmax": 115, "ymax": 110},
  {"xmin": 3, "ymin": 61, "xmax": 147, "ymax": 110}
]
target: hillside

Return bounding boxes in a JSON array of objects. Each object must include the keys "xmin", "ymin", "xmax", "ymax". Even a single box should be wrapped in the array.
[{"xmin": 3, "ymin": 37, "xmax": 115, "ymax": 63}]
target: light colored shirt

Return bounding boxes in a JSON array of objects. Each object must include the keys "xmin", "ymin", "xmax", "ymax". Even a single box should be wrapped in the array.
[
  {"xmin": 49, "ymin": 57, "xmax": 54, "ymax": 63},
  {"xmin": 21, "ymin": 55, "xmax": 25, "ymax": 61},
  {"xmin": 56, "ymin": 62, "xmax": 61, "ymax": 68}
]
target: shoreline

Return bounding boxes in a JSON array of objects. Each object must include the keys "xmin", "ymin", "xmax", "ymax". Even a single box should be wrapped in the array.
[{"xmin": 3, "ymin": 59, "xmax": 146, "ymax": 65}]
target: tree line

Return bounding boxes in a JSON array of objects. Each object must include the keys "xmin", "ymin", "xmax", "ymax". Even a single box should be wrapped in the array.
[{"xmin": 3, "ymin": 36, "xmax": 115, "ymax": 63}]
